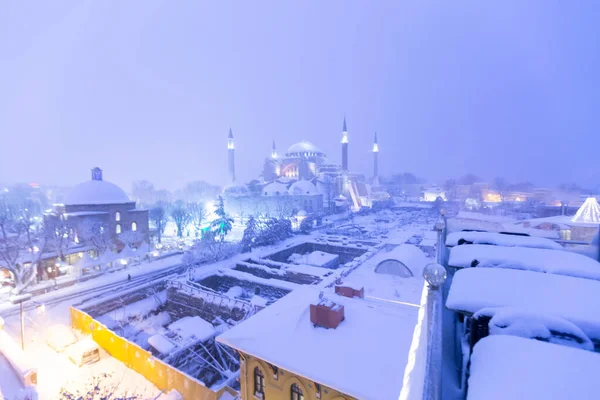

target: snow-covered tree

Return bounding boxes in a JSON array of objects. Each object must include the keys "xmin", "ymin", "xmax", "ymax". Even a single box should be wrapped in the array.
[
  {"xmin": 187, "ymin": 202, "xmax": 207, "ymax": 238},
  {"xmin": 170, "ymin": 201, "xmax": 191, "ymax": 238},
  {"xmin": 149, "ymin": 202, "xmax": 168, "ymax": 243},
  {"xmin": 241, "ymin": 215, "xmax": 258, "ymax": 252},
  {"xmin": 0, "ymin": 199, "xmax": 46, "ymax": 291},
  {"xmin": 210, "ymin": 196, "xmax": 233, "ymax": 243},
  {"xmin": 299, "ymin": 216, "xmax": 314, "ymax": 234},
  {"xmin": 79, "ymin": 219, "xmax": 111, "ymax": 256},
  {"xmin": 320, "ymin": 175, "xmax": 336, "ymax": 214},
  {"xmin": 119, "ymin": 230, "xmax": 144, "ymax": 247},
  {"xmin": 492, "ymin": 177, "xmax": 510, "ymax": 203}
]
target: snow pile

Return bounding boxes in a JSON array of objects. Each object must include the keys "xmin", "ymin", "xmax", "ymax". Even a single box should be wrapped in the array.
[
  {"xmin": 217, "ymin": 286, "xmax": 420, "ymax": 400},
  {"xmin": 148, "ymin": 334, "xmax": 176, "ymax": 355},
  {"xmin": 447, "ymin": 268, "xmax": 600, "ymax": 341},
  {"xmin": 446, "ymin": 231, "xmax": 562, "ymax": 250},
  {"xmin": 45, "ymin": 324, "xmax": 78, "ymax": 352},
  {"xmin": 250, "ymin": 295, "xmax": 268, "ymax": 307},
  {"xmin": 571, "ymin": 197, "xmax": 600, "ymax": 224},
  {"xmin": 0, "ymin": 330, "xmax": 37, "ymax": 381},
  {"xmin": 468, "ymin": 335, "xmax": 600, "ymax": 400},
  {"xmin": 449, "ymin": 244, "xmax": 600, "ymax": 281},
  {"xmin": 168, "ymin": 316, "xmax": 215, "ymax": 342},
  {"xmin": 96, "ymin": 291, "xmax": 167, "ymax": 328},
  {"xmin": 224, "ymin": 286, "xmax": 244, "ymax": 299},
  {"xmin": 474, "ymin": 307, "xmax": 594, "ymax": 351}
]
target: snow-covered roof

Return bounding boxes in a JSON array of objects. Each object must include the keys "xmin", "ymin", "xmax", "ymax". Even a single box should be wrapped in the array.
[
  {"xmin": 117, "ymin": 244, "xmax": 137, "ymax": 259},
  {"xmin": 448, "ymin": 244, "xmax": 600, "ymax": 281},
  {"xmin": 65, "ymin": 180, "xmax": 131, "ymax": 205},
  {"xmin": 467, "ymin": 335, "xmax": 600, "ymax": 400},
  {"xmin": 221, "ymin": 183, "xmax": 249, "ymax": 197},
  {"xmin": 446, "ymin": 268, "xmax": 600, "ymax": 340},
  {"xmin": 262, "ymin": 181, "xmax": 289, "ymax": 196},
  {"xmin": 288, "ymin": 179, "xmax": 319, "ymax": 196},
  {"xmin": 571, "ymin": 197, "xmax": 600, "ymax": 224},
  {"xmin": 286, "ymin": 140, "xmax": 323, "ymax": 156},
  {"xmin": 217, "ymin": 286, "xmax": 419, "ymax": 400},
  {"xmin": 446, "ymin": 231, "xmax": 563, "ymax": 250},
  {"xmin": 148, "ymin": 334, "xmax": 176, "ymax": 354}
]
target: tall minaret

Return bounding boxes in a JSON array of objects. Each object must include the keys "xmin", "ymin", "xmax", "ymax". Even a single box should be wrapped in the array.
[
  {"xmin": 271, "ymin": 140, "xmax": 277, "ymax": 159},
  {"xmin": 341, "ymin": 117, "xmax": 349, "ymax": 172},
  {"xmin": 372, "ymin": 132, "xmax": 379, "ymax": 182},
  {"xmin": 228, "ymin": 128, "xmax": 236, "ymax": 182}
]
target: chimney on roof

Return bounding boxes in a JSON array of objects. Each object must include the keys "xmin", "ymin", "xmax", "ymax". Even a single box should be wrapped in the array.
[
  {"xmin": 335, "ymin": 285, "xmax": 364, "ymax": 299},
  {"xmin": 310, "ymin": 299, "xmax": 345, "ymax": 329}
]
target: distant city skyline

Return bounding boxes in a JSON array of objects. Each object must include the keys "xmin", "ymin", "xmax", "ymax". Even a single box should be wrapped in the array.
[{"xmin": 1, "ymin": 1, "xmax": 599, "ymax": 190}]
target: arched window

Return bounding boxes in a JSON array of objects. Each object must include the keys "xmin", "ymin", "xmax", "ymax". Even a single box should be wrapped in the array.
[
  {"xmin": 254, "ymin": 367, "xmax": 265, "ymax": 398},
  {"xmin": 291, "ymin": 384, "xmax": 303, "ymax": 400},
  {"xmin": 131, "ymin": 222, "xmax": 137, "ymax": 232},
  {"xmin": 115, "ymin": 211, "xmax": 121, "ymax": 222},
  {"xmin": 116, "ymin": 224, "xmax": 121, "ymax": 234}
]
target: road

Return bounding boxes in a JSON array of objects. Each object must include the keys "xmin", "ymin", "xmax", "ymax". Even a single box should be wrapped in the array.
[{"xmin": 0, "ymin": 256, "xmax": 187, "ymax": 318}]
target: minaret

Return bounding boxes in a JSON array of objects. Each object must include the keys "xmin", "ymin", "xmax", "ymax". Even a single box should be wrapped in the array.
[
  {"xmin": 228, "ymin": 128, "xmax": 236, "ymax": 182},
  {"xmin": 341, "ymin": 117, "xmax": 349, "ymax": 172},
  {"xmin": 271, "ymin": 140, "xmax": 277, "ymax": 159},
  {"xmin": 372, "ymin": 132, "xmax": 379, "ymax": 182}
]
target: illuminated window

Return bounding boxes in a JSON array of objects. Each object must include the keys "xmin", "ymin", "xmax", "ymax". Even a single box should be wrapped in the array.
[
  {"xmin": 254, "ymin": 367, "xmax": 265, "ymax": 398},
  {"xmin": 131, "ymin": 222, "xmax": 137, "ymax": 231},
  {"xmin": 291, "ymin": 384, "xmax": 303, "ymax": 400},
  {"xmin": 116, "ymin": 224, "xmax": 121, "ymax": 234},
  {"xmin": 115, "ymin": 212, "xmax": 121, "ymax": 222}
]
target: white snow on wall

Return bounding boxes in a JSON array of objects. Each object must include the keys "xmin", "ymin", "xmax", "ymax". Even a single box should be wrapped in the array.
[
  {"xmin": 468, "ymin": 335, "xmax": 600, "ymax": 400},
  {"xmin": 449, "ymin": 244, "xmax": 600, "ymax": 281}
]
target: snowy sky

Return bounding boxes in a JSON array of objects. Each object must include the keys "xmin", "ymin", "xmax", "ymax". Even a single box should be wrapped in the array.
[{"xmin": 1, "ymin": 1, "xmax": 599, "ymax": 191}]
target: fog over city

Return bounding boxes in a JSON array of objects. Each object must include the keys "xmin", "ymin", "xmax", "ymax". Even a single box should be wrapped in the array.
[
  {"xmin": 1, "ymin": 1, "xmax": 599, "ymax": 191},
  {"xmin": 1, "ymin": 3, "xmax": 600, "ymax": 400}
]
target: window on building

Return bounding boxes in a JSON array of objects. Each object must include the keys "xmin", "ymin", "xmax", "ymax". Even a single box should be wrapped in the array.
[
  {"xmin": 115, "ymin": 211, "xmax": 121, "ymax": 222},
  {"xmin": 116, "ymin": 224, "xmax": 121, "ymax": 234},
  {"xmin": 132, "ymin": 222, "xmax": 137, "ymax": 232},
  {"xmin": 291, "ymin": 384, "xmax": 303, "ymax": 400},
  {"xmin": 254, "ymin": 367, "xmax": 265, "ymax": 398}
]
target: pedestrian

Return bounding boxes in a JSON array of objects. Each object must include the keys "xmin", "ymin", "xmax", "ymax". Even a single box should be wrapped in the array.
[{"xmin": 127, "ymin": 274, "xmax": 131, "ymax": 281}]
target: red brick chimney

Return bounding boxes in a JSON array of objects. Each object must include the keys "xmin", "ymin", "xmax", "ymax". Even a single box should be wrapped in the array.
[
  {"xmin": 335, "ymin": 285, "xmax": 364, "ymax": 299},
  {"xmin": 310, "ymin": 299, "xmax": 345, "ymax": 329}
]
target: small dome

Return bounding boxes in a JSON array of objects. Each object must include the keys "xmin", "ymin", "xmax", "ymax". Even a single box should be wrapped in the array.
[
  {"xmin": 286, "ymin": 141, "xmax": 324, "ymax": 156},
  {"xmin": 66, "ymin": 180, "xmax": 130, "ymax": 205},
  {"xmin": 222, "ymin": 183, "xmax": 249, "ymax": 197},
  {"xmin": 263, "ymin": 182, "xmax": 289, "ymax": 196},
  {"xmin": 288, "ymin": 180, "xmax": 318, "ymax": 196}
]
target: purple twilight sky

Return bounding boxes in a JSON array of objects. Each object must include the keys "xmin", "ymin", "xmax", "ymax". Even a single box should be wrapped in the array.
[{"xmin": 1, "ymin": 1, "xmax": 599, "ymax": 191}]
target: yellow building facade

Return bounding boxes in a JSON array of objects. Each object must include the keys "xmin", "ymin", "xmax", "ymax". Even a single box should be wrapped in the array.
[{"xmin": 238, "ymin": 352, "xmax": 355, "ymax": 400}]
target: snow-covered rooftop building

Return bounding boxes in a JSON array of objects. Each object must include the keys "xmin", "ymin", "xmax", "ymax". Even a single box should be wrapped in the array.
[
  {"xmin": 217, "ymin": 286, "xmax": 420, "ymax": 400},
  {"xmin": 45, "ymin": 167, "xmax": 149, "ymax": 247}
]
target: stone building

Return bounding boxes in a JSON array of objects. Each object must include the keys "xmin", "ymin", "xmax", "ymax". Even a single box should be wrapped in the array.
[{"xmin": 45, "ymin": 167, "xmax": 149, "ymax": 246}]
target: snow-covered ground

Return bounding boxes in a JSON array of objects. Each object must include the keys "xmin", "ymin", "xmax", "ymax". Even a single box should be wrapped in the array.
[{"xmin": 0, "ymin": 207, "xmax": 440, "ymax": 400}]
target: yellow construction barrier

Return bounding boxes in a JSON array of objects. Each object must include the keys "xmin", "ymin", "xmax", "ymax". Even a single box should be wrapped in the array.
[{"xmin": 70, "ymin": 307, "xmax": 236, "ymax": 400}]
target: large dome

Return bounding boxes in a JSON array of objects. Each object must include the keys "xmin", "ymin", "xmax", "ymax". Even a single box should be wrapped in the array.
[
  {"xmin": 66, "ymin": 180, "xmax": 131, "ymax": 205},
  {"xmin": 286, "ymin": 141, "xmax": 324, "ymax": 156}
]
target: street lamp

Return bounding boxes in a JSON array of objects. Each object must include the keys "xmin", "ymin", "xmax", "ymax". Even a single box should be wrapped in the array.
[
  {"xmin": 10, "ymin": 293, "xmax": 32, "ymax": 350},
  {"xmin": 423, "ymin": 263, "xmax": 447, "ymax": 290}
]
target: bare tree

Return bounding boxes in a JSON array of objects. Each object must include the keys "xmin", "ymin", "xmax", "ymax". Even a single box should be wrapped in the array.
[
  {"xmin": 149, "ymin": 202, "xmax": 168, "ymax": 243},
  {"xmin": 45, "ymin": 214, "xmax": 76, "ymax": 263},
  {"xmin": 492, "ymin": 177, "xmax": 510, "ymax": 203},
  {"xmin": 170, "ymin": 201, "xmax": 191, "ymax": 238},
  {"xmin": 187, "ymin": 202, "xmax": 207, "ymax": 238},
  {"xmin": 443, "ymin": 179, "xmax": 457, "ymax": 202},
  {"xmin": 320, "ymin": 175, "xmax": 335, "ymax": 214},
  {"xmin": 0, "ymin": 199, "xmax": 46, "ymax": 291},
  {"xmin": 79, "ymin": 219, "xmax": 111, "ymax": 256},
  {"xmin": 119, "ymin": 230, "xmax": 144, "ymax": 247}
]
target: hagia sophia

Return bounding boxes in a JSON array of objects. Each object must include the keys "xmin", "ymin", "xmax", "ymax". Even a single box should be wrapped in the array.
[{"xmin": 222, "ymin": 118, "xmax": 389, "ymax": 218}]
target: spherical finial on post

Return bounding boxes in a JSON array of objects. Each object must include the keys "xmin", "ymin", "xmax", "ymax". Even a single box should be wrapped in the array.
[{"xmin": 423, "ymin": 263, "xmax": 447, "ymax": 289}]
